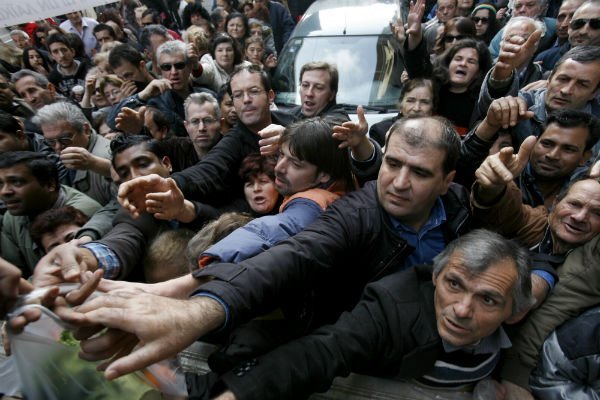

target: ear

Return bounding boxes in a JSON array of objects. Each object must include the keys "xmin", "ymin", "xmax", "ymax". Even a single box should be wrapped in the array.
[
  {"xmin": 505, "ymin": 307, "xmax": 529, "ymax": 324},
  {"xmin": 47, "ymin": 83, "xmax": 57, "ymax": 97},
  {"xmin": 161, "ymin": 156, "xmax": 172, "ymax": 173},
  {"xmin": 439, "ymin": 170, "xmax": 456, "ymax": 195},
  {"xmin": 267, "ymin": 89, "xmax": 275, "ymax": 104},
  {"xmin": 316, "ymin": 171, "xmax": 331, "ymax": 184},
  {"xmin": 82, "ymin": 122, "xmax": 92, "ymax": 139},
  {"xmin": 580, "ymin": 149, "xmax": 592, "ymax": 166},
  {"xmin": 432, "ymin": 272, "xmax": 438, "ymax": 286}
]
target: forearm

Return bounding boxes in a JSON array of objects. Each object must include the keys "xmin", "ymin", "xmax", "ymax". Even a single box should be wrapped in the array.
[
  {"xmin": 88, "ymin": 155, "xmax": 112, "ymax": 177},
  {"xmin": 350, "ymin": 136, "xmax": 374, "ymax": 162}
]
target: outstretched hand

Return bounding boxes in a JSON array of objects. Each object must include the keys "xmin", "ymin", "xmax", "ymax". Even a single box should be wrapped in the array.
[
  {"xmin": 494, "ymin": 29, "xmax": 543, "ymax": 81},
  {"xmin": 117, "ymin": 174, "xmax": 171, "ymax": 218}
]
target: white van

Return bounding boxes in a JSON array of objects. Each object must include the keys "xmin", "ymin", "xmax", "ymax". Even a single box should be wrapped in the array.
[{"xmin": 272, "ymin": 0, "xmax": 403, "ymax": 126}]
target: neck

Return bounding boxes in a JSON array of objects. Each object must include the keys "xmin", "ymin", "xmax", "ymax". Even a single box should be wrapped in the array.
[
  {"xmin": 173, "ymin": 85, "xmax": 191, "ymax": 99},
  {"xmin": 448, "ymin": 85, "xmax": 468, "ymax": 94},
  {"xmin": 60, "ymin": 61, "xmax": 78, "ymax": 75},
  {"xmin": 535, "ymin": 178, "xmax": 564, "ymax": 203}
]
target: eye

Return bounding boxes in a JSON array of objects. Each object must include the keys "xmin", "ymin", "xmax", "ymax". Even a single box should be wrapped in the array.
[
  {"xmin": 448, "ymin": 279, "xmax": 460, "ymax": 289},
  {"xmin": 482, "ymin": 295, "xmax": 496, "ymax": 306}
]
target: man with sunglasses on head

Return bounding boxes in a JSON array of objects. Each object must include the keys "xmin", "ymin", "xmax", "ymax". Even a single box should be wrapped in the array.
[
  {"xmin": 535, "ymin": 0, "xmax": 599, "ymax": 71},
  {"xmin": 108, "ymin": 40, "xmax": 215, "ymax": 138}
]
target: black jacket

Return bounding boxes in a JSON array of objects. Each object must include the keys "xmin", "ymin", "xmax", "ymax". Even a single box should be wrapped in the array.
[
  {"xmin": 218, "ymin": 266, "xmax": 443, "ymax": 400},
  {"xmin": 193, "ymin": 180, "xmax": 472, "ymax": 334},
  {"xmin": 172, "ymin": 110, "xmax": 296, "ymax": 206}
]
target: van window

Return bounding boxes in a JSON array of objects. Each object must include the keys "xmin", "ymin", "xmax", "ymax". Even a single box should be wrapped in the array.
[{"xmin": 273, "ymin": 35, "xmax": 403, "ymax": 111}]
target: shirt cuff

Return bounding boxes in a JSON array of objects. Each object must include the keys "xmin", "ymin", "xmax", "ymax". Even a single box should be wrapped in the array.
[
  {"xmin": 532, "ymin": 269, "xmax": 556, "ymax": 291},
  {"xmin": 80, "ymin": 242, "xmax": 121, "ymax": 279},
  {"xmin": 190, "ymin": 291, "xmax": 231, "ymax": 333}
]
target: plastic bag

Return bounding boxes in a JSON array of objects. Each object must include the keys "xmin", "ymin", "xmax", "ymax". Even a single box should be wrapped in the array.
[{"xmin": 4, "ymin": 286, "xmax": 187, "ymax": 399}]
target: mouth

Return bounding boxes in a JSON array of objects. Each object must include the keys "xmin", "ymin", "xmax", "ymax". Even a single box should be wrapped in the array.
[
  {"xmin": 563, "ymin": 220, "xmax": 587, "ymax": 235},
  {"xmin": 551, "ymin": 97, "xmax": 569, "ymax": 106},
  {"xmin": 386, "ymin": 192, "xmax": 410, "ymax": 204},
  {"xmin": 253, "ymin": 195, "xmax": 266, "ymax": 205},
  {"xmin": 3, "ymin": 200, "xmax": 20, "ymax": 209},
  {"xmin": 444, "ymin": 316, "xmax": 469, "ymax": 334},
  {"xmin": 536, "ymin": 160, "xmax": 560, "ymax": 172},
  {"xmin": 275, "ymin": 176, "xmax": 287, "ymax": 188},
  {"xmin": 454, "ymin": 69, "xmax": 467, "ymax": 78}
]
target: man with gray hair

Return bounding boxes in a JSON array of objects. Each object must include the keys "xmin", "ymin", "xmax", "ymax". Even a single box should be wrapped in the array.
[
  {"xmin": 500, "ymin": 16, "xmax": 546, "ymax": 87},
  {"xmin": 488, "ymin": 0, "xmax": 557, "ymax": 59},
  {"xmin": 9, "ymin": 30, "xmax": 31, "ymax": 50},
  {"xmin": 183, "ymin": 92, "xmax": 222, "ymax": 159},
  {"xmin": 12, "ymin": 69, "xmax": 58, "ymax": 111},
  {"xmin": 110, "ymin": 40, "xmax": 214, "ymax": 137},
  {"xmin": 34, "ymin": 102, "xmax": 115, "ymax": 206}
]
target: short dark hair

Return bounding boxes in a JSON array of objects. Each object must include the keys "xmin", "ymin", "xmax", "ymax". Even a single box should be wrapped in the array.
[
  {"xmin": 182, "ymin": 2, "xmax": 211, "ymax": 29},
  {"xmin": 108, "ymin": 43, "xmax": 144, "ymax": 69},
  {"xmin": 141, "ymin": 9, "xmax": 161, "ymax": 24},
  {"xmin": 30, "ymin": 205, "xmax": 89, "ymax": 247},
  {"xmin": 554, "ymin": 45, "xmax": 600, "ymax": 71},
  {"xmin": 0, "ymin": 151, "xmax": 58, "ymax": 187},
  {"xmin": 228, "ymin": 63, "xmax": 272, "ymax": 95},
  {"xmin": 300, "ymin": 61, "xmax": 339, "ymax": 93},
  {"xmin": 386, "ymin": 116, "xmax": 461, "ymax": 174},
  {"xmin": 239, "ymin": 153, "xmax": 277, "ymax": 182},
  {"xmin": 110, "ymin": 135, "xmax": 165, "ymax": 168},
  {"xmin": 140, "ymin": 24, "xmax": 170, "ymax": 51},
  {"xmin": 0, "ymin": 111, "xmax": 22, "ymax": 135},
  {"xmin": 145, "ymin": 106, "xmax": 171, "ymax": 135},
  {"xmin": 211, "ymin": 33, "xmax": 243, "ymax": 66},
  {"xmin": 93, "ymin": 23, "xmax": 117, "ymax": 39},
  {"xmin": 545, "ymin": 110, "xmax": 600, "ymax": 151},
  {"xmin": 280, "ymin": 117, "xmax": 356, "ymax": 192},
  {"xmin": 46, "ymin": 33, "xmax": 72, "ymax": 51},
  {"xmin": 225, "ymin": 11, "xmax": 249, "ymax": 36}
]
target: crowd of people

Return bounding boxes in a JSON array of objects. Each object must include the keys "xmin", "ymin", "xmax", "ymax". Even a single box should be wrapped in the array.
[{"xmin": 0, "ymin": 0, "xmax": 600, "ymax": 399}]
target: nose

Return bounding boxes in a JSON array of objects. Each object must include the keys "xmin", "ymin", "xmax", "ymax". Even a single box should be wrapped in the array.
[
  {"xmin": 546, "ymin": 146, "xmax": 560, "ymax": 160},
  {"xmin": 570, "ymin": 207, "xmax": 588, "ymax": 222},
  {"xmin": 453, "ymin": 296, "xmax": 474, "ymax": 319},
  {"xmin": 275, "ymin": 157, "xmax": 286, "ymax": 174},
  {"xmin": 253, "ymin": 181, "xmax": 261, "ymax": 191},
  {"xmin": 392, "ymin": 166, "xmax": 410, "ymax": 190},
  {"xmin": 560, "ymin": 81, "xmax": 576, "ymax": 96}
]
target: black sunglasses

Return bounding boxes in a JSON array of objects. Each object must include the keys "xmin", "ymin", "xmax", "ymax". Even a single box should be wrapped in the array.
[
  {"xmin": 570, "ymin": 18, "xmax": 600, "ymax": 30},
  {"xmin": 444, "ymin": 34, "xmax": 466, "ymax": 43},
  {"xmin": 472, "ymin": 16, "xmax": 489, "ymax": 23},
  {"xmin": 158, "ymin": 62, "xmax": 188, "ymax": 71}
]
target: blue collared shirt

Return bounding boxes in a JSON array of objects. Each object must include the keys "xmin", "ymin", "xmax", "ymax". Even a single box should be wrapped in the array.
[{"xmin": 389, "ymin": 198, "xmax": 447, "ymax": 270}]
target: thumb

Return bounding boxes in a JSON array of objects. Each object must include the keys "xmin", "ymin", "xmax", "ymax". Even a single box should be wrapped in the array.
[
  {"xmin": 138, "ymin": 106, "xmax": 147, "ymax": 120},
  {"xmin": 525, "ymin": 29, "xmax": 543, "ymax": 50},
  {"xmin": 356, "ymin": 105, "xmax": 366, "ymax": 124},
  {"xmin": 516, "ymin": 135, "xmax": 537, "ymax": 166}
]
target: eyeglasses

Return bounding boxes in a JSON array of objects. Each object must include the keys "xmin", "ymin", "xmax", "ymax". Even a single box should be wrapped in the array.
[
  {"xmin": 188, "ymin": 117, "xmax": 218, "ymax": 126},
  {"xmin": 471, "ymin": 16, "xmax": 489, "ymax": 24},
  {"xmin": 45, "ymin": 135, "xmax": 74, "ymax": 147},
  {"xmin": 0, "ymin": 82, "xmax": 9, "ymax": 89},
  {"xmin": 570, "ymin": 18, "xmax": 600, "ymax": 30},
  {"xmin": 231, "ymin": 88, "xmax": 264, "ymax": 100},
  {"xmin": 158, "ymin": 62, "xmax": 188, "ymax": 72},
  {"xmin": 444, "ymin": 34, "xmax": 466, "ymax": 43}
]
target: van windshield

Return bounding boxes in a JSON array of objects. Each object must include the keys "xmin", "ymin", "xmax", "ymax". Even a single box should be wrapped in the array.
[{"xmin": 273, "ymin": 35, "xmax": 403, "ymax": 111}]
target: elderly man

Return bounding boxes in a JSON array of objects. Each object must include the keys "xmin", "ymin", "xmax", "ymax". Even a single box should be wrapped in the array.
[
  {"xmin": 9, "ymin": 30, "xmax": 31, "ymax": 50},
  {"xmin": 0, "ymin": 74, "xmax": 35, "ymax": 120},
  {"xmin": 500, "ymin": 17, "xmax": 546, "ymax": 87},
  {"xmin": 289, "ymin": 61, "xmax": 349, "ymax": 121},
  {"xmin": 536, "ymin": 0, "xmax": 600, "ymax": 71},
  {"xmin": 34, "ymin": 102, "xmax": 114, "ymax": 206},
  {"xmin": 489, "ymin": 0, "xmax": 557, "ymax": 59}
]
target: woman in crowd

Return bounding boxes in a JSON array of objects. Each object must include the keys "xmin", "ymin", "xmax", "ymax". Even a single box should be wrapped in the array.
[
  {"xmin": 182, "ymin": 1, "xmax": 213, "ymax": 31},
  {"xmin": 470, "ymin": 3, "xmax": 501, "ymax": 45},
  {"xmin": 404, "ymin": 0, "xmax": 492, "ymax": 135},
  {"xmin": 240, "ymin": 154, "xmax": 282, "ymax": 216},
  {"xmin": 226, "ymin": 11, "xmax": 250, "ymax": 48},
  {"xmin": 194, "ymin": 32, "xmax": 248, "ymax": 92},
  {"xmin": 243, "ymin": 35, "xmax": 276, "ymax": 73},
  {"xmin": 369, "ymin": 78, "xmax": 438, "ymax": 147},
  {"xmin": 22, "ymin": 47, "xmax": 52, "ymax": 77},
  {"xmin": 97, "ymin": 74, "xmax": 124, "ymax": 106}
]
